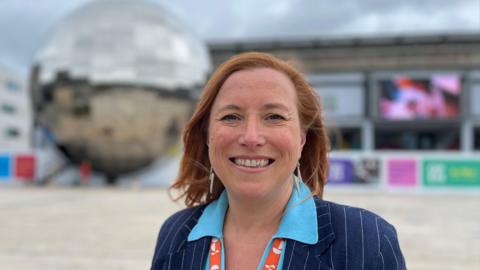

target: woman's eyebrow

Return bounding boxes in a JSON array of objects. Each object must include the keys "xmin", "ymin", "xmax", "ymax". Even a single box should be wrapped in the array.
[
  {"xmin": 216, "ymin": 103, "xmax": 290, "ymax": 113},
  {"xmin": 263, "ymin": 103, "xmax": 290, "ymax": 112}
]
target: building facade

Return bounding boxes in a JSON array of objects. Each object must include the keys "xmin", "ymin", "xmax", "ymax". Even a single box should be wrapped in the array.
[
  {"xmin": 209, "ymin": 34, "xmax": 480, "ymax": 187},
  {"xmin": 0, "ymin": 67, "xmax": 31, "ymax": 151},
  {"xmin": 0, "ymin": 65, "xmax": 35, "ymax": 182}
]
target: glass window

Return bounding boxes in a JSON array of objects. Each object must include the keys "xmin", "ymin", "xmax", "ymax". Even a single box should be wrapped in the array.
[
  {"xmin": 1, "ymin": 103, "xmax": 16, "ymax": 114},
  {"xmin": 375, "ymin": 128, "xmax": 460, "ymax": 150},
  {"xmin": 328, "ymin": 127, "xmax": 362, "ymax": 150},
  {"xmin": 4, "ymin": 128, "xmax": 20, "ymax": 138},
  {"xmin": 471, "ymin": 85, "xmax": 480, "ymax": 116},
  {"xmin": 474, "ymin": 127, "xmax": 480, "ymax": 150},
  {"xmin": 6, "ymin": 80, "xmax": 20, "ymax": 92}
]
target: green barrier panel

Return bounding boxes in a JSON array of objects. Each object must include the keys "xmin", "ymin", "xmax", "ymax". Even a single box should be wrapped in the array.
[{"xmin": 422, "ymin": 160, "xmax": 480, "ymax": 187}]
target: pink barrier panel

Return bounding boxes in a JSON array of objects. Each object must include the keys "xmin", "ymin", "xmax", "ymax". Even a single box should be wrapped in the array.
[{"xmin": 387, "ymin": 159, "xmax": 417, "ymax": 187}]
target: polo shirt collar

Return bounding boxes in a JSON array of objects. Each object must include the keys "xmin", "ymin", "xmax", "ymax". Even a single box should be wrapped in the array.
[
  {"xmin": 274, "ymin": 181, "xmax": 318, "ymax": 244},
  {"xmin": 188, "ymin": 190, "xmax": 228, "ymax": 241},
  {"xmin": 188, "ymin": 181, "xmax": 318, "ymax": 245}
]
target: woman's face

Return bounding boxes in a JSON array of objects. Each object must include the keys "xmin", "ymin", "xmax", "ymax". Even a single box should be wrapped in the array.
[{"xmin": 208, "ymin": 67, "xmax": 306, "ymax": 201}]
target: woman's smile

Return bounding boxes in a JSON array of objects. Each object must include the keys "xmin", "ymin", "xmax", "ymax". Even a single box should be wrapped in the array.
[{"xmin": 228, "ymin": 156, "xmax": 275, "ymax": 172}]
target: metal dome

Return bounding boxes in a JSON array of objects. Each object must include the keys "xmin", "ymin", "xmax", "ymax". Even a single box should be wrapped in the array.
[
  {"xmin": 35, "ymin": 0, "xmax": 211, "ymax": 89},
  {"xmin": 30, "ymin": 0, "xmax": 211, "ymax": 183}
]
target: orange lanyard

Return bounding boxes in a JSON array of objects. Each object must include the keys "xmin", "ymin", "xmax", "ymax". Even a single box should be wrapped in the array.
[{"xmin": 209, "ymin": 237, "xmax": 285, "ymax": 270}]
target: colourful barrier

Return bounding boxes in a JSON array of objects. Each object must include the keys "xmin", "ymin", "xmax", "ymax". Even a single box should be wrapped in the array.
[
  {"xmin": 1, "ymin": 151, "xmax": 479, "ymax": 188},
  {"xmin": 0, "ymin": 155, "xmax": 11, "ymax": 180},
  {"xmin": 15, "ymin": 155, "xmax": 35, "ymax": 180},
  {"xmin": 423, "ymin": 159, "xmax": 480, "ymax": 187},
  {"xmin": 328, "ymin": 158, "xmax": 380, "ymax": 185},
  {"xmin": 0, "ymin": 153, "xmax": 36, "ymax": 182},
  {"xmin": 328, "ymin": 153, "xmax": 480, "ymax": 189},
  {"xmin": 387, "ymin": 159, "xmax": 417, "ymax": 187}
]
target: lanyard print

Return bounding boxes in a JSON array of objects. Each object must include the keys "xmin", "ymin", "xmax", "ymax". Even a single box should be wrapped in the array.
[
  {"xmin": 209, "ymin": 238, "xmax": 285, "ymax": 270},
  {"xmin": 210, "ymin": 238, "xmax": 221, "ymax": 270}
]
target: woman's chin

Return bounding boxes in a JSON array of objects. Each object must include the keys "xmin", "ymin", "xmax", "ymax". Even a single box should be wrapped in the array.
[
  {"xmin": 226, "ymin": 185, "xmax": 269, "ymax": 201},
  {"xmin": 226, "ymin": 183, "xmax": 286, "ymax": 203}
]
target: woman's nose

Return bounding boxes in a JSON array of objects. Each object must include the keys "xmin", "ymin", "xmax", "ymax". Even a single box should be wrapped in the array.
[{"xmin": 238, "ymin": 117, "xmax": 266, "ymax": 147}]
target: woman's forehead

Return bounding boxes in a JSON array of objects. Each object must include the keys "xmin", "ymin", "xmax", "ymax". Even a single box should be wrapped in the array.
[
  {"xmin": 222, "ymin": 67, "xmax": 293, "ymax": 88},
  {"xmin": 212, "ymin": 68, "xmax": 297, "ymax": 107}
]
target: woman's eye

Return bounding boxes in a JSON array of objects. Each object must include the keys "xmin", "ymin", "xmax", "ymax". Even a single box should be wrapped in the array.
[
  {"xmin": 266, "ymin": 114, "xmax": 286, "ymax": 121},
  {"xmin": 220, "ymin": 114, "xmax": 240, "ymax": 121}
]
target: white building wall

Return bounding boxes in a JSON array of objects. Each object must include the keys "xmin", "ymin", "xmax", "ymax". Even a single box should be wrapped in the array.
[{"xmin": 0, "ymin": 67, "xmax": 32, "ymax": 151}]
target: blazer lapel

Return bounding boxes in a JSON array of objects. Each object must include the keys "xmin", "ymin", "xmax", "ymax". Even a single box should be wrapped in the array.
[
  {"xmin": 282, "ymin": 233, "xmax": 335, "ymax": 270},
  {"xmin": 154, "ymin": 237, "xmax": 210, "ymax": 270},
  {"xmin": 282, "ymin": 198, "xmax": 335, "ymax": 270}
]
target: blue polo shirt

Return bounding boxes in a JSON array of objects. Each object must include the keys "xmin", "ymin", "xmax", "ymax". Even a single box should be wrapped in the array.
[{"xmin": 187, "ymin": 181, "xmax": 318, "ymax": 270}]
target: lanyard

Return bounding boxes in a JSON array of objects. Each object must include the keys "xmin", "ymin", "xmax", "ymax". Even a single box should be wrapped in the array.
[{"xmin": 209, "ymin": 237, "xmax": 285, "ymax": 270}]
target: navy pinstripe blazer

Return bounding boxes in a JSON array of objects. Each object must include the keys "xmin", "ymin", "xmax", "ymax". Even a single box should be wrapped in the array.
[{"xmin": 151, "ymin": 197, "xmax": 406, "ymax": 270}]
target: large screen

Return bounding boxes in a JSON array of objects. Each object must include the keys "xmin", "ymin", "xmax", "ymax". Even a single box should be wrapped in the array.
[{"xmin": 379, "ymin": 74, "xmax": 461, "ymax": 120}]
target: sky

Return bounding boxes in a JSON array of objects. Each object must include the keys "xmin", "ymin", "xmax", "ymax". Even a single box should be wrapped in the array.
[{"xmin": 0, "ymin": 0, "xmax": 479, "ymax": 75}]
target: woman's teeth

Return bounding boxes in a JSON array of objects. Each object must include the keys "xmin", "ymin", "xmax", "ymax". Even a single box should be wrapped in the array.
[{"xmin": 234, "ymin": 158, "xmax": 270, "ymax": 168}]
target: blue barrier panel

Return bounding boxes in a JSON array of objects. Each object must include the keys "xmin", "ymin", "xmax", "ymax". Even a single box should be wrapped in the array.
[{"xmin": 0, "ymin": 155, "xmax": 12, "ymax": 180}]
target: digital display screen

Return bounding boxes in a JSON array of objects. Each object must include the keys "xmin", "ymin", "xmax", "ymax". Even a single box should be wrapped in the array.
[{"xmin": 379, "ymin": 74, "xmax": 461, "ymax": 120}]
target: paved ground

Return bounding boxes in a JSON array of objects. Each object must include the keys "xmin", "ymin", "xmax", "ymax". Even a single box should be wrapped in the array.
[{"xmin": 0, "ymin": 186, "xmax": 479, "ymax": 270}]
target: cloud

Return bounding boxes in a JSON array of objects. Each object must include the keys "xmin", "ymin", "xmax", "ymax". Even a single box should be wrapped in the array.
[
  {"xmin": 0, "ymin": 0, "xmax": 92, "ymax": 72},
  {"xmin": 340, "ymin": 0, "xmax": 480, "ymax": 34},
  {"xmin": 0, "ymin": 0, "xmax": 478, "ymax": 73},
  {"xmin": 213, "ymin": 0, "xmax": 480, "ymax": 39}
]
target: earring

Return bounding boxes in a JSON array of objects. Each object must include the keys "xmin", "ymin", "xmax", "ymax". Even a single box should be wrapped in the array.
[
  {"xmin": 209, "ymin": 167, "xmax": 215, "ymax": 195},
  {"xmin": 294, "ymin": 163, "xmax": 302, "ymax": 194}
]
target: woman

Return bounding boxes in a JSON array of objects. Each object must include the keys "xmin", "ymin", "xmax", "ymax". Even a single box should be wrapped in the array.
[{"xmin": 151, "ymin": 52, "xmax": 406, "ymax": 270}]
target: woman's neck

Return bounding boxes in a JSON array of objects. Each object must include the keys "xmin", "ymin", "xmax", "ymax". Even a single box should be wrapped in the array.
[{"xmin": 223, "ymin": 184, "xmax": 292, "ymax": 237}]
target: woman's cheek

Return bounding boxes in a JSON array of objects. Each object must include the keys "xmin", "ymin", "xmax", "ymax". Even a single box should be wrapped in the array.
[
  {"xmin": 213, "ymin": 127, "xmax": 236, "ymax": 144},
  {"xmin": 209, "ymin": 129, "xmax": 233, "ymax": 154},
  {"xmin": 275, "ymin": 130, "xmax": 297, "ymax": 148}
]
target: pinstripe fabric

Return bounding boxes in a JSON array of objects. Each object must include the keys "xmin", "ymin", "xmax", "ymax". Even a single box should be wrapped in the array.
[{"xmin": 151, "ymin": 197, "xmax": 406, "ymax": 270}]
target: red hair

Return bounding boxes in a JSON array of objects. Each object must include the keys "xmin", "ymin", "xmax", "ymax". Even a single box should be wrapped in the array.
[{"xmin": 171, "ymin": 52, "xmax": 329, "ymax": 207}]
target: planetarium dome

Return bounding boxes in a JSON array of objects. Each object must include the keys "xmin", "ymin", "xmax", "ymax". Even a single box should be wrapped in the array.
[
  {"xmin": 31, "ymin": 0, "xmax": 212, "ymax": 184},
  {"xmin": 35, "ymin": 0, "xmax": 211, "ymax": 89}
]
